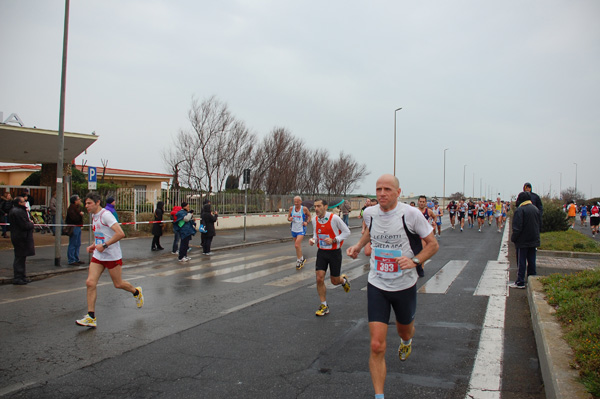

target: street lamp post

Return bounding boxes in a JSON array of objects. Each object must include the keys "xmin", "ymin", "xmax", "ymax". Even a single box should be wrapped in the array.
[
  {"xmin": 559, "ymin": 172, "xmax": 562, "ymax": 199},
  {"xmin": 393, "ymin": 107, "xmax": 402, "ymax": 176},
  {"xmin": 54, "ymin": 0, "xmax": 70, "ymax": 266},
  {"xmin": 463, "ymin": 164, "xmax": 467, "ymax": 197},
  {"xmin": 443, "ymin": 148, "xmax": 448, "ymax": 207},
  {"xmin": 574, "ymin": 162, "xmax": 578, "ymax": 195}
]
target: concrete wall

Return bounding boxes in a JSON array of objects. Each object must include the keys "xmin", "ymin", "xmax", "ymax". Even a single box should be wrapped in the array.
[{"xmin": 213, "ymin": 210, "xmax": 361, "ymax": 230}]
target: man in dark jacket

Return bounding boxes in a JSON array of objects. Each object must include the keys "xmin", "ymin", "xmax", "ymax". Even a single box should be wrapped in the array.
[
  {"xmin": 510, "ymin": 191, "xmax": 541, "ymax": 289},
  {"xmin": 201, "ymin": 202, "xmax": 218, "ymax": 255},
  {"xmin": 516, "ymin": 183, "xmax": 543, "ymax": 228},
  {"xmin": 8, "ymin": 196, "xmax": 35, "ymax": 285}
]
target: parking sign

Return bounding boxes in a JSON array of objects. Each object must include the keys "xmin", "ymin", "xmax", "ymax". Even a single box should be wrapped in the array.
[{"xmin": 88, "ymin": 167, "xmax": 97, "ymax": 190}]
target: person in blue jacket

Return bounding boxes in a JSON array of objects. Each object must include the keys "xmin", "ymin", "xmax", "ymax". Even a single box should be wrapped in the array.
[{"xmin": 174, "ymin": 202, "xmax": 196, "ymax": 262}]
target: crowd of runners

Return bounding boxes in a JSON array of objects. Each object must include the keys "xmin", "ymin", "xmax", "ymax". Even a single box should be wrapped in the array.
[{"xmin": 564, "ymin": 201, "xmax": 600, "ymax": 237}]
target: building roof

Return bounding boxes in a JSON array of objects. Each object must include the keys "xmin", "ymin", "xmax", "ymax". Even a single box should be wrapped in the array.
[
  {"xmin": 0, "ymin": 124, "xmax": 98, "ymax": 164},
  {"xmin": 0, "ymin": 165, "xmax": 171, "ymax": 181},
  {"xmin": 78, "ymin": 166, "xmax": 171, "ymax": 180}
]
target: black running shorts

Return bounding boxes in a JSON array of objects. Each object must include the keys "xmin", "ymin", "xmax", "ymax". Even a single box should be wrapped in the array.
[
  {"xmin": 315, "ymin": 248, "xmax": 342, "ymax": 277},
  {"xmin": 591, "ymin": 216, "xmax": 600, "ymax": 227},
  {"xmin": 367, "ymin": 282, "xmax": 417, "ymax": 325}
]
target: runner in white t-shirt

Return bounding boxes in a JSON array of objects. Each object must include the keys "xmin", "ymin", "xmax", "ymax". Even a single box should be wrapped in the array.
[
  {"xmin": 347, "ymin": 174, "xmax": 439, "ymax": 398},
  {"xmin": 75, "ymin": 193, "xmax": 144, "ymax": 328}
]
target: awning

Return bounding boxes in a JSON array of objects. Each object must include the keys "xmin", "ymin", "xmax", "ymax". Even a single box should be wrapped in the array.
[{"xmin": 0, "ymin": 124, "xmax": 98, "ymax": 164}]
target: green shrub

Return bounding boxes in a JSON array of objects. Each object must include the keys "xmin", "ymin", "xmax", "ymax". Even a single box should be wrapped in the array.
[{"xmin": 542, "ymin": 202, "xmax": 569, "ymax": 233}]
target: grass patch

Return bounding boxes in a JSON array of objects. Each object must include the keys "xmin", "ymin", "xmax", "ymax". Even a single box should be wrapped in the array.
[
  {"xmin": 540, "ymin": 229, "xmax": 600, "ymax": 253},
  {"xmin": 541, "ymin": 270, "xmax": 600, "ymax": 397}
]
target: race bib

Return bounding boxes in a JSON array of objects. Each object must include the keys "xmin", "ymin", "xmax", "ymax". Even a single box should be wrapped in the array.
[
  {"xmin": 373, "ymin": 248, "xmax": 402, "ymax": 279},
  {"xmin": 94, "ymin": 232, "xmax": 106, "ymax": 246},
  {"xmin": 318, "ymin": 234, "xmax": 332, "ymax": 249}
]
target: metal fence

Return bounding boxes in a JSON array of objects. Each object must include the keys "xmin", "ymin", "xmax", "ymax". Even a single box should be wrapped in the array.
[{"xmin": 109, "ymin": 188, "xmax": 363, "ymax": 216}]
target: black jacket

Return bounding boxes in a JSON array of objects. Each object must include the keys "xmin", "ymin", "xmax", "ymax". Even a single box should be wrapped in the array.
[
  {"xmin": 511, "ymin": 202, "xmax": 541, "ymax": 249},
  {"xmin": 201, "ymin": 204, "xmax": 218, "ymax": 237},
  {"xmin": 9, "ymin": 204, "xmax": 35, "ymax": 257},
  {"xmin": 152, "ymin": 208, "xmax": 164, "ymax": 237}
]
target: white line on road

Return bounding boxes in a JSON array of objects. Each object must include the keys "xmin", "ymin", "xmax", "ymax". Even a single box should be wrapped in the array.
[
  {"xmin": 465, "ymin": 220, "xmax": 510, "ymax": 399},
  {"xmin": 0, "ymin": 276, "xmax": 146, "ymax": 305},
  {"xmin": 186, "ymin": 256, "xmax": 293, "ymax": 280},
  {"xmin": 417, "ymin": 260, "xmax": 469, "ymax": 294}
]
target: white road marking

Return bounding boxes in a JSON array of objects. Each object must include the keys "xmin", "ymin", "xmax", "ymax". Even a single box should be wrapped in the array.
[
  {"xmin": 224, "ymin": 257, "xmax": 316, "ymax": 283},
  {"xmin": 186, "ymin": 256, "xmax": 293, "ymax": 280},
  {"xmin": 465, "ymin": 220, "xmax": 510, "ymax": 399},
  {"xmin": 417, "ymin": 260, "xmax": 468, "ymax": 294},
  {"xmin": 307, "ymin": 260, "xmax": 369, "ymax": 290},
  {"xmin": 151, "ymin": 253, "xmax": 266, "ymax": 277},
  {"xmin": 0, "ymin": 276, "xmax": 146, "ymax": 305}
]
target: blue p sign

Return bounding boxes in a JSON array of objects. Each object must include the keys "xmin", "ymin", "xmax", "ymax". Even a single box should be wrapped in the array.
[{"xmin": 88, "ymin": 167, "xmax": 97, "ymax": 182}]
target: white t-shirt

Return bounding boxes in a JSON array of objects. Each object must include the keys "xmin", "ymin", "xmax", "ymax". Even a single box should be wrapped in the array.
[
  {"xmin": 92, "ymin": 208, "xmax": 122, "ymax": 261},
  {"xmin": 363, "ymin": 202, "xmax": 433, "ymax": 292}
]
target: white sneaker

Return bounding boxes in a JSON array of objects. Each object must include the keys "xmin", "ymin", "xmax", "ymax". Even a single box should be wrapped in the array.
[{"xmin": 178, "ymin": 257, "xmax": 190, "ymax": 262}]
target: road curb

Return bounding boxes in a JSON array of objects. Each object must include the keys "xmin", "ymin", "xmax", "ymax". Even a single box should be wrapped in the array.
[
  {"xmin": 537, "ymin": 250, "xmax": 600, "ymax": 260},
  {"xmin": 527, "ymin": 276, "xmax": 592, "ymax": 399}
]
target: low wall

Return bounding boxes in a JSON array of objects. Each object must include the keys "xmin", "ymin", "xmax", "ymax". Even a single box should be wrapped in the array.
[{"xmin": 213, "ymin": 210, "xmax": 361, "ymax": 230}]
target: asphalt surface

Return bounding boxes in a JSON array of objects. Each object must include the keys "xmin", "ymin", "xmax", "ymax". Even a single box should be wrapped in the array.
[{"xmin": 0, "ymin": 214, "xmax": 598, "ymax": 398}]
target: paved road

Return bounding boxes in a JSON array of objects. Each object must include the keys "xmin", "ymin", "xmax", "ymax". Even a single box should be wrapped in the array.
[{"xmin": 0, "ymin": 216, "xmax": 547, "ymax": 398}]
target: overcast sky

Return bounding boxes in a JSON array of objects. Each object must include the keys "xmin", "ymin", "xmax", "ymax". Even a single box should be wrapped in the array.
[{"xmin": 1, "ymin": 0, "xmax": 599, "ymax": 199}]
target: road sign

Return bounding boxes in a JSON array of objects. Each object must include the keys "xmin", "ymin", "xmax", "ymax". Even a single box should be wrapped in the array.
[{"xmin": 88, "ymin": 166, "xmax": 97, "ymax": 190}]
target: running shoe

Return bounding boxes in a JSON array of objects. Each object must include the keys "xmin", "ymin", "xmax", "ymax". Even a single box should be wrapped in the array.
[
  {"xmin": 203, "ymin": 252, "xmax": 214, "ymax": 256},
  {"xmin": 76, "ymin": 314, "xmax": 97, "ymax": 328},
  {"xmin": 341, "ymin": 274, "xmax": 351, "ymax": 292},
  {"xmin": 399, "ymin": 341, "xmax": 412, "ymax": 361},
  {"xmin": 134, "ymin": 286, "xmax": 144, "ymax": 308},
  {"xmin": 315, "ymin": 304, "xmax": 329, "ymax": 317},
  {"xmin": 296, "ymin": 257, "xmax": 306, "ymax": 270},
  {"xmin": 171, "ymin": 251, "xmax": 178, "ymax": 255},
  {"xmin": 509, "ymin": 282, "xmax": 526, "ymax": 289},
  {"xmin": 178, "ymin": 257, "xmax": 190, "ymax": 262}
]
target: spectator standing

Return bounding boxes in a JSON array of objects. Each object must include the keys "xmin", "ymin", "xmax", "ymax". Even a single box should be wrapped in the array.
[
  {"xmin": 151, "ymin": 201, "xmax": 165, "ymax": 251},
  {"xmin": 170, "ymin": 204, "xmax": 182, "ymax": 254},
  {"xmin": 105, "ymin": 197, "xmax": 119, "ymax": 222},
  {"xmin": 65, "ymin": 195, "xmax": 85, "ymax": 266},
  {"xmin": 341, "ymin": 200, "xmax": 352, "ymax": 226},
  {"xmin": 201, "ymin": 202, "xmax": 218, "ymax": 255},
  {"xmin": 49, "ymin": 192, "xmax": 57, "ymax": 235},
  {"xmin": 510, "ymin": 191, "xmax": 541, "ymax": 289},
  {"xmin": 9, "ymin": 196, "xmax": 35, "ymax": 285},
  {"xmin": 1, "ymin": 192, "xmax": 13, "ymax": 238},
  {"xmin": 174, "ymin": 202, "xmax": 196, "ymax": 262}
]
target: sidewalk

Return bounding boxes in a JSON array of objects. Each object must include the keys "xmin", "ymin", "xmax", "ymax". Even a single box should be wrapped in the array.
[{"xmin": 0, "ymin": 218, "xmax": 364, "ymax": 284}]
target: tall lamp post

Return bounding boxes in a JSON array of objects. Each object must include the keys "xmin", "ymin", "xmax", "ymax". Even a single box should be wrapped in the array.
[
  {"xmin": 463, "ymin": 164, "xmax": 467, "ymax": 197},
  {"xmin": 574, "ymin": 162, "xmax": 578, "ymax": 195},
  {"xmin": 559, "ymin": 172, "xmax": 562, "ymax": 199},
  {"xmin": 54, "ymin": 0, "xmax": 70, "ymax": 266},
  {"xmin": 393, "ymin": 107, "xmax": 402, "ymax": 176},
  {"xmin": 443, "ymin": 148, "xmax": 449, "ymax": 207}
]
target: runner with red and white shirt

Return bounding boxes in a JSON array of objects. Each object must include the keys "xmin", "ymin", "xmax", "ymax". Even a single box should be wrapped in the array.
[
  {"xmin": 309, "ymin": 198, "xmax": 351, "ymax": 317},
  {"xmin": 75, "ymin": 193, "xmax": 144, "ymax": 328}
]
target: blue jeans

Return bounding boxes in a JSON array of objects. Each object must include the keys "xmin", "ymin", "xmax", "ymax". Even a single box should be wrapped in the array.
[
  {"xmin": 172, "ymin": 231, "xmax": 181, "ymax": 253},
  {"xmin": 342, "ymin": 214, "xmax": 349, "ymax": 226},
  {"xmin": 68, "ymin": 226, "xmax": 81, "ymax": 264}
]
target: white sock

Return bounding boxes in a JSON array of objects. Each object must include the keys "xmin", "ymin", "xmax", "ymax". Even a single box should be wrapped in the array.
[{"xmin": 401, "ymin": 338, "xmax": 412, "ymax": 345}]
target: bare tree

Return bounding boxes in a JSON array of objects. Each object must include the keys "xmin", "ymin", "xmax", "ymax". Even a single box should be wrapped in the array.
[
  {"xmin": 251, "ymin": 127, "xmax": 306, "ymax": 195},
  {"xmin": 561, "ymin": 187, "xmax": 586, "ymax": 203}
]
